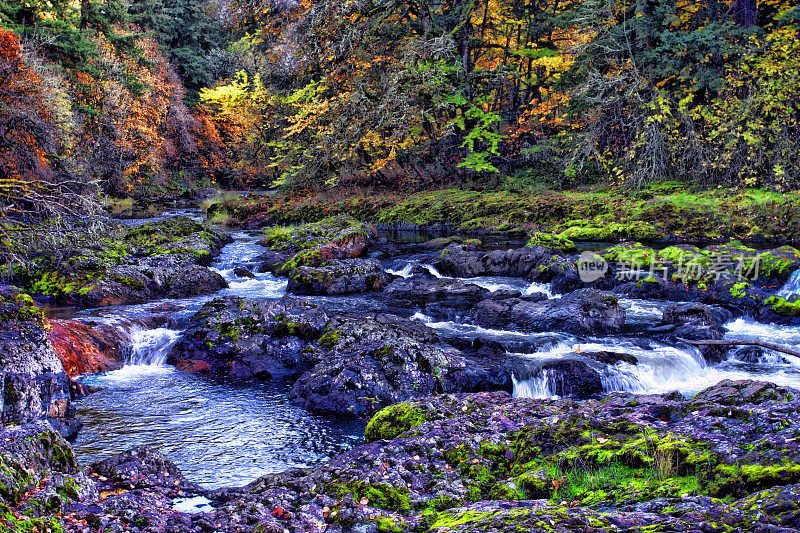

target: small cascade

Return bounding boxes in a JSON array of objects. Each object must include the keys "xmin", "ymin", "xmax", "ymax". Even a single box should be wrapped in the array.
[
  {"xmin": 421, "ymin": 264, "xmax": 445, "ymax": 278},
  {"xmin": 512, "ymin": 371, "xmax": 557, "ymax": 399},
  {"xmin": 386, "ymin": 263, "xmax": 415, "ymax": 278},
  {"xmin": 127, "ymin": 328, "xmax": 181, "ymax": 366},
  {"xmin": 777, "ymin": 269, "xmax": 800, "ymax": 299}
]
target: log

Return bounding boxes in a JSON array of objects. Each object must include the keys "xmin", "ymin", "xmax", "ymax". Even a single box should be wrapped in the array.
[{"xmin": 676, "ymin": 338, "xmax": 800, "ymax": 359}]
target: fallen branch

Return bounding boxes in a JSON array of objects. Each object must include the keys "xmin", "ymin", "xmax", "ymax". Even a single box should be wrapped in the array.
[{"xmin": 677, "ymin": 338, "xmax": 800, "ymax": 359}]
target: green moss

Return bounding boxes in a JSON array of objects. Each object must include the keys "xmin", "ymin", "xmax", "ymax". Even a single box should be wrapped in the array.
[
  {"xmin": 318, "ymin": 329, "xmax": 342, "ymax": 349},
  {"xmin": 0, "ymin": 504, "xmax": 63, "ymax": 533},
  {"xmin": 526, "ymin": 232, "xmax": 576, "ymax": 252},
  {"xmin": 373, "ymin": 516, "xmax": 404, "ymax": 532},
  {"xmin": 109, "ymin": 274, "xmax": 145, "ymax": 291},
  {"xmin": 601, "ymin": 243, "xmax": 656, "ymax": 268},
  {"xmin": 429, "ymin": 510, "xmax": 501, "ymax": 529},
  {"xmin": 730, "ymin": 282, "xmax": 751, "ymax": 298},
  {"xmin": 709, "ymin": 462, "xmax": 800, "ymax": 497},
  {"xmin": 364, "ymin": 403, "xmax": 430, "ymax": 442},
  {"xmin": 560, "ymin": 221, "xmax": 660, "ymax": 242},
  {"xmin": 764, "ymin": 296, "xmax": 800, "ymax": 316},
  {"xmin": 333, "ymin": 480, "xmax": 411, "ymax": 511},
  {"xmin": 657, "ymin": 246, "xmax": 701, "ymax": 264}
]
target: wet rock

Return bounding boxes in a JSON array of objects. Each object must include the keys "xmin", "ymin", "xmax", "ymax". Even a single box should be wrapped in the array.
[
  {"xmin": 432, "ymin": 244, "xmax": 577, "ymax": 285},
  {"xmin": 583, "ymin": 351, "xmax": 638, "ymax": 365},
  {"xmin": 233, "ymin": 266, "xmax": 256, "ymax": 278},
  {"xmin": 0, "ymin": 287, "xmax": 80, "ymax": 439},
  {"xmin": 525, "ymin": 359, "xmax": 604, "ymax": 399},
  {"xmin": 470, "ymin": 289, "xmax": 625, "ymax": 335},
  {"xmin": 290, "ymin": 313, "xmax": 512, "ymax": 416},
  {"xmin": 166, "ymin": 264, "xmax": 227, "ymax": 298},
  {"xmin": 92, "ymin": 445, "xmax": 200, "ymax": 495},
  {"xmin": 384, "ymin": 277, "xmax": 495, "ymax": 303},
  {"xmin": 657, "ymin": 302, "xmax": 732, "ymax": 363},
  {"xmin": 287, "ymin": 258, "xmax": 390, "ymax": 295},
  {"xmin": 168, "ymin": 296, "xmax": 328, "ymax": 379}
]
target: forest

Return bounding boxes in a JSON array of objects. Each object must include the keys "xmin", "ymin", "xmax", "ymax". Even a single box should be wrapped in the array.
[{"xmin": 1, "ymin": 0, "xmax": 799, "ymax": 219}]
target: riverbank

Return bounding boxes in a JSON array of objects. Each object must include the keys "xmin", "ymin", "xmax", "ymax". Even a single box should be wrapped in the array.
[
  {"xmin": 210, "ymin": 185, "xmax": 800, "ymax": 246},
  {"xmin": 5, "ymin": 380, "xmax": 800, "ymax": 532}
]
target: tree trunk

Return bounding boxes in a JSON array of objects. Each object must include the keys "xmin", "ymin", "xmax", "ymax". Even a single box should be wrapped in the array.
[
  {"xmin": 676, "ymin": 338, "xmax": 800, "ymax": 359},
  {"xmin": 734, "ymin": 0, "xmax": 758, "ymax": 27},
  {"xmin": 80, "ymin": 0, "xmax": 91, "ymax": 28}
]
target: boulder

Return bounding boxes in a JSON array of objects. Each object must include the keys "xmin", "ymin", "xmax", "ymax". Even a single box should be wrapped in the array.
[
  {"xmin": 432, "ymin": 244, "xmax": 575, "ymax": 282},
  {"xmin": 290, "ymin": 313, "xmax": 512, "ymax": 417},
  {"xmin": 259, "ymin": 215, "xmax": 377, "ymax": 275},
  {"xmin": 166, "ymin": 264, "xmax": 227, "ymax": 298},
  {"xmin": 384, "ymin": 277, "xmax": 498, "ymax": 303},
  {"xmin": 523, "ymin": 359, "xmax": 604, "ymax": 399},
  {"xmin": 470, "ymin": 289, "xmax": 626, "ymax": 335},
  {"xmin": 0, "ymin": 286, "xmax": 81, "ymax": 439},
  {"xmin": 287, "ymin": 258, "xmax": 390, "ymax": 295},
  {"xmin": 168, "ymin": 296, "xmax": 328, "ymax": 379},
  {"xmin": 657, "ymin": 302, "xmax": 732, "ymax": 363}
]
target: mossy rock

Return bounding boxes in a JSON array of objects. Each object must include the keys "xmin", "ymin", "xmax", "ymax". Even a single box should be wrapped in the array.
[
  {"xmin": 764, "ymin": 296, "xmax": 800, "ymax": 317},
  {"xmin": 526, "ymin": 232, "xmax": 576, "ymax": 252},
  {"xmin": 365, "ymin": 403, "xmax": 431, "ymax": 443}
]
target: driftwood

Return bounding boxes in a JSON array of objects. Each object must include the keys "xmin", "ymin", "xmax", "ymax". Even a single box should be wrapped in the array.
[{"xmin": 676, "ymin": 338, "xmax": 800, "ymax": 359}]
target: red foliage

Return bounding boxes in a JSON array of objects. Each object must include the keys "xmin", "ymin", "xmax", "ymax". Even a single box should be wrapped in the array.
[{"xmin": 0, "ymin": 27, "xmax": 20, "ymax": 63}]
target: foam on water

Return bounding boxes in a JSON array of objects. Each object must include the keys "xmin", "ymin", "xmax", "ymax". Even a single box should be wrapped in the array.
[{"xmin": 725, "ymin": 317, "xmax": 800, "ymax": 344}]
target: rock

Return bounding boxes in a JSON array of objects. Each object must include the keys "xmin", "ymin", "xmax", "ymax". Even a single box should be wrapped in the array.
[
  {"xmin": 168, "ymin": 296, "xmax": 328, "ymax": 379},
  {"xmin": 0, "ymin": 422, "xmax": 80, "ymax": 504},
  {"xmin": 260, "ymin": 215, "xmax": 377, "ymax": 275},
  {"xmin": 233, "ymin": 266, "xmax": 256, "ymax": 278},
  {"xmin": 583, "ymin": 351, "xmax": 638, "ymax": 365},
  {"xmin": 432, "ymin": 244, "xmax": 576, "ymax": 284},
  {"xmin": 0, "ymin": 287, "xmax": 81, "ymax": 439},
  {"xmin": 384, "ymin": 277, "xmax": 495, "ymax": 303},
  {"xmin": 287, "ymin": 258, "xmax": 390, "ymax": 295},
  {"xmin": 166, "ymin": 264, "xmax": 227, "ymax": 298},
  {"xmin": 523, "ymin": 359, "xmax": 604, "ymax": 399},
  {"xmin": 49, "ymin": 319, "xmax": 128, "ymax": 376},
  {"xmin": 92, "ymin": 445, "xmax": 199, "ymax": 495},
  {"xmin": 9, "ymin": 379, "xmax": 800, "ymax": 532},
  {"xmin": 290, "ymin": 313, "xmax": 512, "ymax": 416},
  {"xmin": 28, "ymin": 217, "xmax": 232, "ymax": 308},
  {"xmin": 657, "ymin": 302, "xmax": 732, "ymax": 363},
  {"xmin": 470, "ymin": 289, "xmax": 626, "ymax": 335},
  {"xmin": 689, "ymin": 379, "xmax": 796, "ymax": 406}
]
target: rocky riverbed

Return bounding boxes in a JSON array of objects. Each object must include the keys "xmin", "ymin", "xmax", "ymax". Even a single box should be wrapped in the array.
[{"xmin": 3, "ymin": 213, "xmax": 800, "ymax": 532}]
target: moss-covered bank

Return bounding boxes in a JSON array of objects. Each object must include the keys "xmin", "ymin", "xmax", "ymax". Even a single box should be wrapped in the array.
[{"xmin": 224, "ymin": 186, "xmax": 800, "ymax": 244}]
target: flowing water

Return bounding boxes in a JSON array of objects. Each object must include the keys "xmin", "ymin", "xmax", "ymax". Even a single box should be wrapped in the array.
[
  {"xmin": 778, "ymin": 269, "xmax": 800, "ymax": 299},
  {"xmin": 72, "ymin": 217, "xmax": 800, "ymax": 489}
]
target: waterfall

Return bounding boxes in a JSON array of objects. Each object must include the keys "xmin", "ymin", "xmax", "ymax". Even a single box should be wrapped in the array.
[
  {"xmin": 386, "ymin": 263, "xmax": 415, "ymax": 278},
  {"xmin": 777, "ymin": 269, "xmax": 800, "ymax": 299},
  {"xmin": 126, "ymin": 328, "xmax": 181, "ymax": 366},
  {"xmin": 421, "ymin": 264, "xmax": 445, "ymax": 278},
  {"xmin": 512, "ymin": 370, "xmax": 557, "ymax": 399}
]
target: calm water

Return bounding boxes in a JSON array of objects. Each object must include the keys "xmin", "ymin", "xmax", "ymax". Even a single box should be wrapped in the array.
[{"xmin": 75, "ymin": 365, "xmax": 365, "ymax": 489}]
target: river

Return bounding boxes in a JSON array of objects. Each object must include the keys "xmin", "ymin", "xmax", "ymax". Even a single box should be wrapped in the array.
[{"xmin": 69, "ymin": 217, "xmax": 800, "ymax": 489}]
